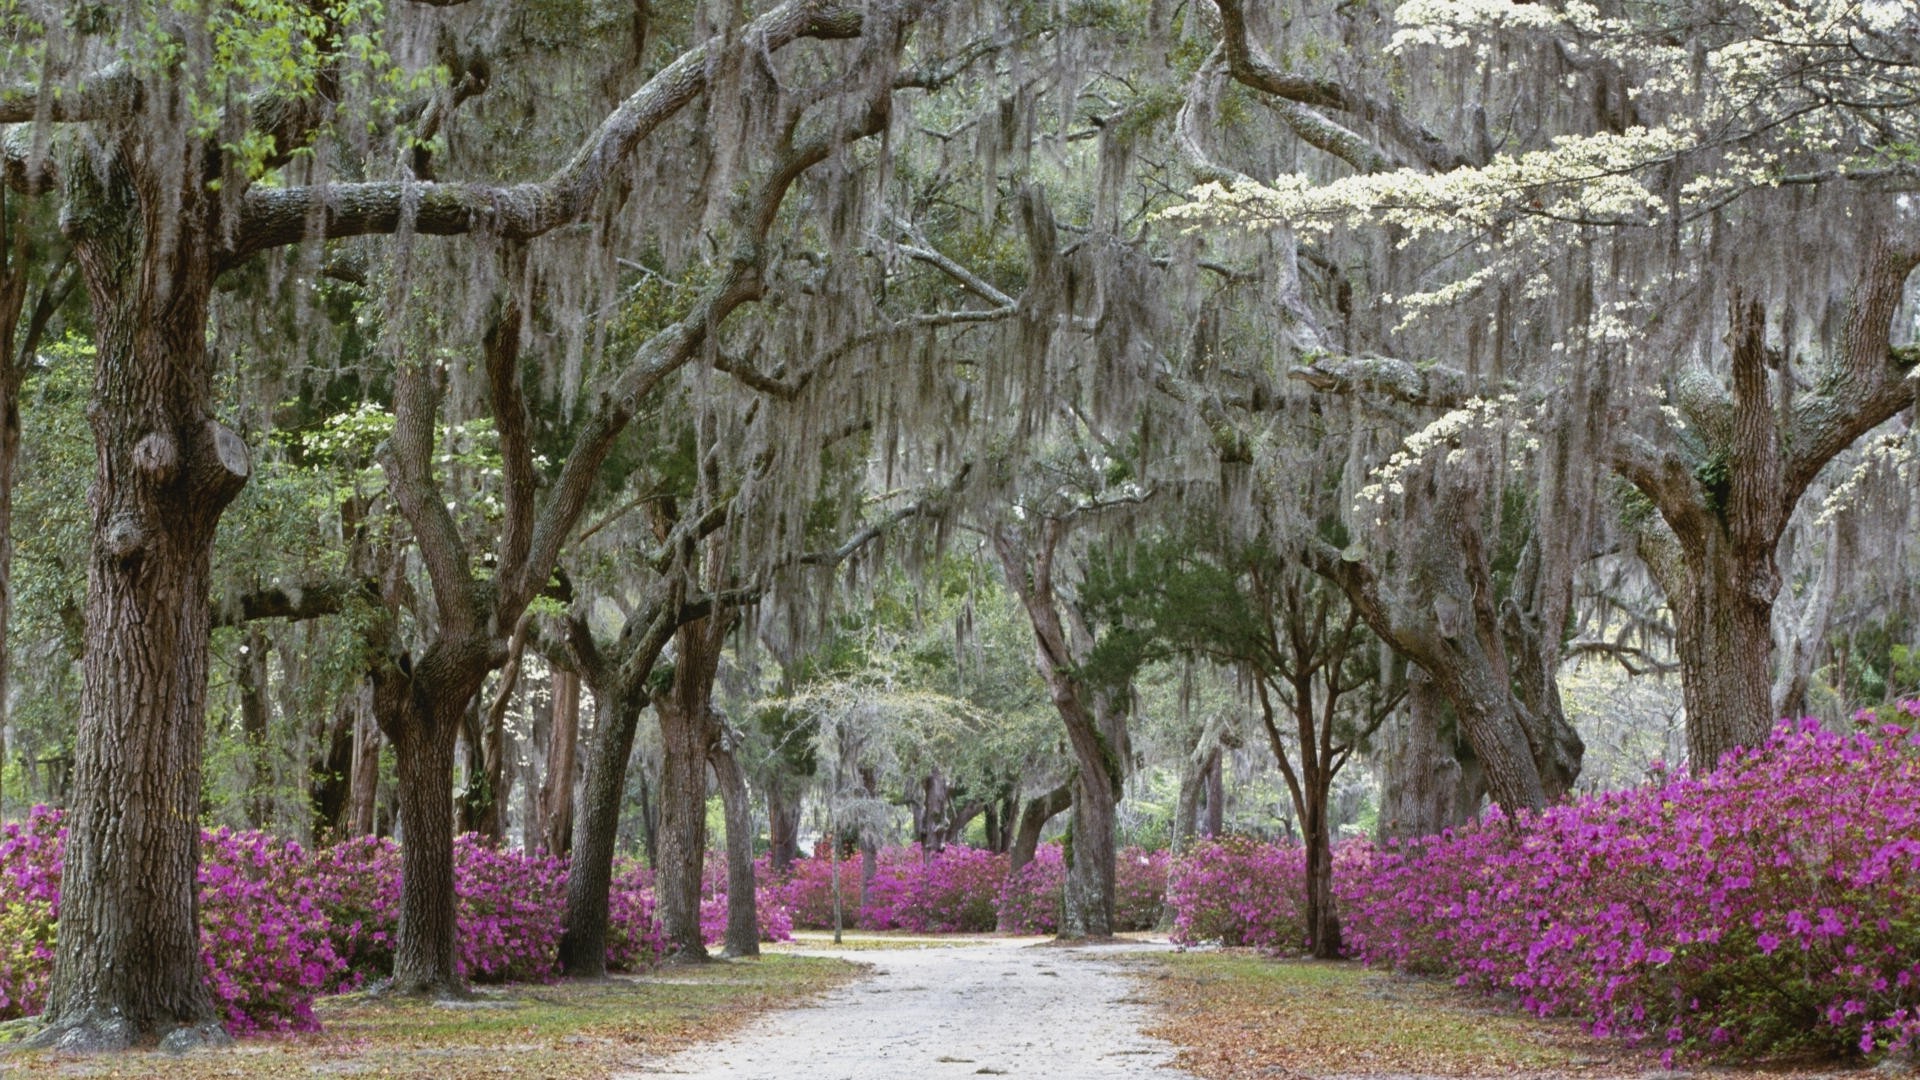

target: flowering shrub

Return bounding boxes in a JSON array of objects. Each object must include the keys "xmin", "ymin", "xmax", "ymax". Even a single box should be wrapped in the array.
[
  {"xmin": 0, "ymin": 806, "xmax": 62, "ymax": 1020},
  {"xmin": 606, "ymin": 861, "xmax": 666, "ymax": 970},
  {"xmin": 198, "ymin": 828, "xmax": 345, "ymax": 1033},
  {"xmin": 452, "ymin": 837, "xmax": 568, "ymax": 983},
  {"xmin": 855, "ymin": 845, "xmax": 1007, "ymax": 933},
  {"xmin": 1343, "ymin": 714, "xmax": 1920, "ymax": 1064},
  {"xmin": 0, "ymin": 820, "xmax": 678, "ymax": 1033},
  {"xmin": 1114, "ymin": 847, "xmax": 1171, "ymax": 931},
  {"xmin": 997, "ymin": 845, "xmax": 1065, "ymax": 934},
  {"xmin": 307, "ymin": 835, "xmax": 402, "ymax": 985},
  {"xmin": 778, "ymin": 849, "xmax": 867, "ymax": 929},
  {"xmin": 1167, "ymin": 838, "xmax": 1307, "ymax": 949},
  {"xmin": 0, "ymin": 812, "xmax": 346, "ymax": 1033},
  {"xmin": 772, "ymin": 841, "xmax": 1168, "ymax": 935}
]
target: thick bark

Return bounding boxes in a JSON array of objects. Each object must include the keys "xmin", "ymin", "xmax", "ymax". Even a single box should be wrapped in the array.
[
  {"xmin": 1375, "ymin": 669, "xmax": 1464, "ymax": 840},
  {"xmin": 559, "ymin": 688, "xmax": 644, "ymax": 977},
  {"xmin": 1061, "ymin": 762, "xmax": 1118, "ymax": 939},
  {"xmin": 1611, "ymin": 230, "xmax": 1920, "ymax": 768},
  {"xmin": 32, "ymin": 147, "xmax": 248, "ymax": 1050},
  {"xmin": 373, "ymin": 641, "xmax": 492, "ymax": 998},
  {"xmin": 1670, "ymin": 537, "xmax": 1779, "ymax": 771},
  {"xmin": 654, "ymin": 617, "xmax": 724, "ymax": 962},
  {"xmin": 710, "ymin": 740, "xmax": 760, "ymax": 957}
]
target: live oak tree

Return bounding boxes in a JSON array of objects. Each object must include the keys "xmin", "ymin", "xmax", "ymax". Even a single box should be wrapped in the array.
[
  {"xmin": 1, "ymin": 0, "xmax": 945, "ymax": 1043},
  {"xmin": 1169, "ymin": 0, "xmax": 1920, "ymax": 771}
]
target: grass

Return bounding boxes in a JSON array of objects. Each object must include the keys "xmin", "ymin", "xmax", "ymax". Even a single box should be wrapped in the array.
[
  {"xmin": 1134, "ymin": 951, "xmax": 1629, "ymax": 1079},
  {"xmin": 1134, "ymin": 952, "xmax": 1890, "ymax": 1079},
  {"xmin": 0, "ymin": 955, "xmax": 861, "ymax": 1079}
]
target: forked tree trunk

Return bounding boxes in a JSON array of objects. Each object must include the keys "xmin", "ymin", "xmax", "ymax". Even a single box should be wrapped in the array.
[
  {"xmin": 33, "ymin": 158, "xmax": 249, "ymax": 1050},
  {"xmin": 1007, "ymin": 782, "xmax": 1070, "ymax": 875},
  {"xmin": 374, "ymin": 643, "xmax": 491, "ymax": 998},
  {"xmin": 710, "ymin": 741, "xmax": 759, "ymax": 957}
]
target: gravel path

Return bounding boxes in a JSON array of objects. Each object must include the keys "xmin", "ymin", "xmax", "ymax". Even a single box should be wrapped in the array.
[{"xmin": 619, "ymin": 938, "xmax": 1201, "ymax": 1079}]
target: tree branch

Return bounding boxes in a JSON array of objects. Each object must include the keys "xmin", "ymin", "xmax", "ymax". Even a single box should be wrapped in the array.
[
  {"xmin": 230, "ymin": 0, "xmax": 906, "ymax": 261},
  {"xmin": 1211, "ymin": 0, "xmax": 1469, "ymax": 172}
]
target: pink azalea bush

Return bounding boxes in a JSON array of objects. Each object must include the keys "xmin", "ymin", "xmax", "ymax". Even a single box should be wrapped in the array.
[
  {"xmin": 777, "ymin": 847, "xmax": 867, "ymax": 929},
  {"xmin": 307, "ymin": 834, "xmax": 402, "ymax": 984},
  {"xmin": 1114, "ymin": 847, "xmax": 1171, "ymax": 931},
  {"xmin": 197, "ymin": 828, "xmax": 346, "ymax": 1033},
  {"xmin": 1166, "ymin": 838, "xmax": 1308, "ymax": 948},
  {"xmin": 0, "ymin": 807, "xmax": 63, "ymax": 1019},
  {"xmin": 0, "ymin": 821, "xmax": 678, "ymax": 1032},
  {"xmin": 452, "ymin": 836, "xmax": 568, "ymax": 982},
  {"xmin": 856, "ymin": 845, "xmax": 1006, "ymax": 932},
  {"xmin": 997, "ymin": 845, "xmax": 1065, "ymax": 933},
  {"xmin": 1342, "ymin": 713, "xmax": 1920, "ymax": 1063},
  {"xmin": 0, "ymin": 811, "xmax": 346, "ymax": 1033},
  {"xmin": 606, "ymin": 861, "xmax": 667, "ymax": 970}
]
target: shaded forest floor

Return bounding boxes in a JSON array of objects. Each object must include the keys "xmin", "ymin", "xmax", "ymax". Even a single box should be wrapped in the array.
[
  {"xmin": 0, "ymin": 955, "xmax": 858, "ymax": 1079},
  {"xmin": 1137, "ymin": 950, "xmax": 1910, "ymax": 1080}
]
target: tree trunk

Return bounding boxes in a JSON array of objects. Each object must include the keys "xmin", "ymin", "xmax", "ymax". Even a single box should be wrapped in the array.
[
  {"xmin": 236, "ymin": 625, "xmax": 274, "ymax": 829},
  {"xmin": 653, "ymin": 618, "xmax": 723, "ymax": 962},
  {"xmin": 1008, "ymin": 783, "xmax": 1070, "ymax": 874},
  {"xmin": 1672, "ymin": 548, "xmax": 1777, "ymax": 771},
  {"xmin": 560, "ymin": 687, "xmax": 643, "ymax": 978},
  {"xmin": 1375, "ymin": 669, "xmax": 1464, "ymax": 840},
  {"xmin": 1061, "ymin": 764, "xmax": 1117, "ymax": 939},
  {"xmin": 309, "ymin": 685, "xmax": 356, "ymax": 839},
  {"xmin": 709, "ymin": 740, "xmax": 759, "ymax": 957},
  {"xmin": 0, "ymin": 240, "xmax": 21, "ymax": 819},
  {"xmin": 766, "ymin": 778, "xmax": 801, "ymax": 873},
  {"xmin": 540, "ymin": 667, "xmax": 580, "ymax": 856},
  {"xmin": 1302, "ymin": 777, "xmax": 1341, "ymax": 959},
  {"xmin": 33, "ymin": 159, "xmax": 249, "ymax": 1050},
  {"xmin": 994, "ymin": 522, "xmax": 1127, "ymax": 940},
  {"xmin": 1201, "ymin": 749, "xmax": 1224, "ymax": 838},
  {"xmin": 375, "ymin": 643, "xmax": 491, "ymax": 998},
  {"xmin": 347, "ymin": 685, "xmax": 381, "ymax": 838}
]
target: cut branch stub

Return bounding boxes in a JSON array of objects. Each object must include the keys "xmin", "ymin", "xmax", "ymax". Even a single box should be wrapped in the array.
[{"xmin": 131, "ymin": 431, "xmax": 178, "ymax": 484}]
